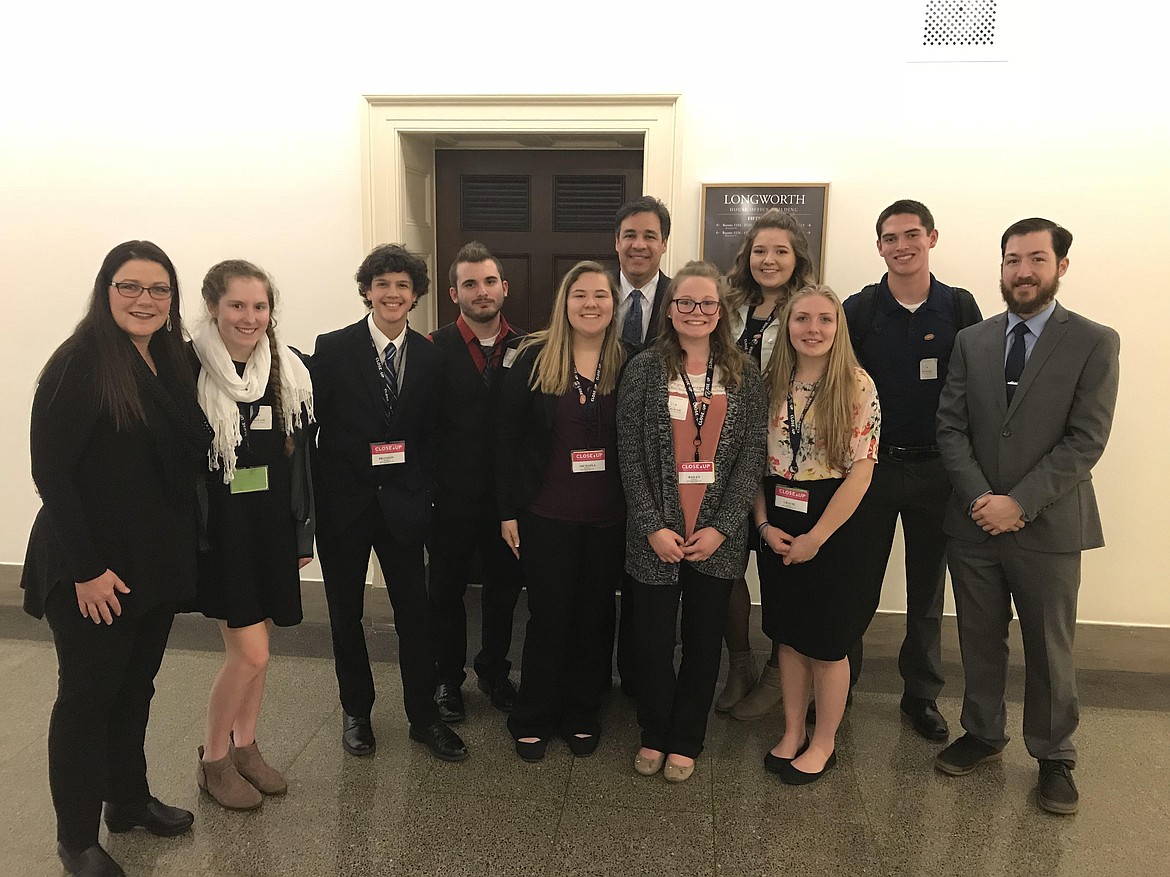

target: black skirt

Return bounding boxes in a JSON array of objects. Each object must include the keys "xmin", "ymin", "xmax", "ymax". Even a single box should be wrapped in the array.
[{"xmin": 757, "ymin": 475, "xmax": 886, "ymax": 661}]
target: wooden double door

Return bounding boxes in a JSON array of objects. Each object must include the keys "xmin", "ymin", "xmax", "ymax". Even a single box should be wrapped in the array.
[{"xmin": 435, "ymin": 149, "xmax": 644, "ymax": 331}]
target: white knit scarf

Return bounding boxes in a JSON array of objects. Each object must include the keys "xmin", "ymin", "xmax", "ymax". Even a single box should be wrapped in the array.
[{"xmin": 192, "ymin": 320, "xmax": 314, "ymax": 484}]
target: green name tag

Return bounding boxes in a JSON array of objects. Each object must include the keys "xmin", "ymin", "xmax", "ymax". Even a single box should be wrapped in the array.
[{"xmin": 230, "ymin": 465, "xmax": 269, "ymax": 494}]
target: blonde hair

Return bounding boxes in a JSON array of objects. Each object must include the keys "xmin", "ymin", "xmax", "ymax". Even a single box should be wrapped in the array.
[
  {"xmin": 763, "ymin": 284, "xmax": 861, "ymax": 472},
  {"xmin": 654, "ymin": 261, "xmax": 745, "ymax": 389},
  {"xmin": 521, "ymin": 261, "xmax": 626, "ymax": 395}
]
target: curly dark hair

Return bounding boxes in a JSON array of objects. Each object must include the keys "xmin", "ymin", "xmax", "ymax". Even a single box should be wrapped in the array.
[{"xmin": 355, "ymin": 244, "xmax": 430, "ymax": 308}]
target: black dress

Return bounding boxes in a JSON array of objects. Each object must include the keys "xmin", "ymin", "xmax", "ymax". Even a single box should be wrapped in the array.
[{"xmin": 195, "ymin": 371, "xmax": 303, "ymax": 628}]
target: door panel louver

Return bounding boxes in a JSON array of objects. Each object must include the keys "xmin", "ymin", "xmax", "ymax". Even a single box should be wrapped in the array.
[
  {"xmin": 554, "ymin": 176, "xmax": 626, "ymax": 232},
  {"xmin": 460, "ymin": 175, "xmax": 531, "ymax": 231}
]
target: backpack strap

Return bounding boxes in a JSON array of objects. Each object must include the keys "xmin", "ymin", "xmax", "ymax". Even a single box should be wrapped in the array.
[
  {"xmin": 848, "ymin": 284, "xmax": 881, "ymax": 350},
  {"xmin": 951, "ymin": 286, "xmax": 982, "ymax": 329}
]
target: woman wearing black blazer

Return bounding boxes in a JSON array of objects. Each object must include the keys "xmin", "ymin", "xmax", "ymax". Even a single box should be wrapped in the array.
[
  {"xmin": 496, "ymin": 261, "xmax": 626, "ymax": 762},
  {"xmin": 22, "ymin": 241, "xmax": 212, "ymax": 877}
]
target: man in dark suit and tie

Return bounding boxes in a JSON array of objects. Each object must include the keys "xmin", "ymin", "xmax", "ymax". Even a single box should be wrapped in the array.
[
  {"xmin": 612, "ymin": 195, "xmax": 674, "ymax": 694},
  {"xmin": 935, "ymin": 218, "xmax": 1120, "ymax": 814},
  {"xmin": 310, "ymin": 244, "xmax": 468, "ymax": 762}
]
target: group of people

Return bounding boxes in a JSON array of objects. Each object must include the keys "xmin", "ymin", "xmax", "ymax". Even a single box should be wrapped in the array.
[{"xmin": 22, "ymin": 194, "xmax": 1119, "ymax": 877}]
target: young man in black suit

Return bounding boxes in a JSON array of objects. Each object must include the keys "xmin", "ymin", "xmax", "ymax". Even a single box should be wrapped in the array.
[
  {"xmin": 427, "ymin": 242, "xmax": 525, "ymax": 722},
  {"xmin": 310, "ymin": 244, "xmax": 468, "ymax": 762}
]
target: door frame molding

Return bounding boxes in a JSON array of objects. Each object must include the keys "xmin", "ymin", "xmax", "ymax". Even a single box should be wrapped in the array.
[{"xmin": 361, "ymin": 94, "xmax": 681, "ymax": 328}]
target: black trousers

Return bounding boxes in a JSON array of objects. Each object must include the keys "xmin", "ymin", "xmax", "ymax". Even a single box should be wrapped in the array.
[
  {"xmin": 317, "ymin": 500, "xmax": 440, "ymax": 727},
  {"xmin": 507, "ymin": 511, "xmax": 624, "ymax": 740},
  {"xmin": 633, "ymin": 565, "xmax": 733, "ymax": 759},
  {"xmin": 427, "ymin": 505, "xmax": 523, "ymax": 687},
  {"xmin": 847, "ymin": 454, "xmax": 950, "ymax": 698},
  {"xmin": 44, "ymin": 583, "xmax": 175, "ymax": 853}
]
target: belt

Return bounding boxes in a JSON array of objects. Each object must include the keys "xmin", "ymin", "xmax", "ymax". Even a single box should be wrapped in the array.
[{"xmin": 879, "ymin": 444, "xmax": 940, "ymax": 462}]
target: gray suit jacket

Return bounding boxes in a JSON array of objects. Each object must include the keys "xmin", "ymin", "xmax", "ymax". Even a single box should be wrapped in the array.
[{"xmin": 936, "ymin": 301, "xmax": 1120, "ymax": 553}]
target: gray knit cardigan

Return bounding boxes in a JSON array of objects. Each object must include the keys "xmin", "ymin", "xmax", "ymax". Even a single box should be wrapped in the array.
[{"xmin": 617, "ymin": 349, "xmax": 767, "ymax": 585}]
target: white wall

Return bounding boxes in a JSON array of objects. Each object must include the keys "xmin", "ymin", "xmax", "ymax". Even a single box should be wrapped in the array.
[{"xmin": 2, "ymin": 1, "xmax": 1166, "ymax": 624}]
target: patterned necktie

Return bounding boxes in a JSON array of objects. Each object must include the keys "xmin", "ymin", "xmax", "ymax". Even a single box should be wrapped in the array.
[
  {"xmin": 383, "ymin": 342, "xmax": 399, "ymax": 412},
  {"xmin": 1005, "ymin": 321, "xmax": 1029, "ymax": 403},
  {"xmin": 621, "ymin": 289, "xmax": 644, "ymax": 346},
  {"xmin": 481, "ymin": 342, "xmax": 496, "ymax": 387}
]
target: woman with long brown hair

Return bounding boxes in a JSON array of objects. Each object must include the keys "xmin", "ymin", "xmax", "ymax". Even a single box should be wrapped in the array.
[
  {"xmin": 718, "ymin": 209, "xmax": 819, "ymax": 720},
  {"xmin": 497, "ymin": 261, "xmax": 627, "ymax": 762},
  {"xmin": 617, "ymin": 261, "xmax": 766, "ymax": 783},
  {"xmin": 190, "ymin": 260, "xmax": 315, "ymax": 810},
  {"xmin": 22, "ymin": 241, "xmax": 212, "ymax": 877},
  {"xmin": 754, "ymin": 285, "xmax": 884, "ymax": 784}
]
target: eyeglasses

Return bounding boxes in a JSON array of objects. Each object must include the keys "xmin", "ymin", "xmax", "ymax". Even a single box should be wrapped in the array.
[
  {"xmin": 111, "ymin": 281, "xmax": 174, "ymax": 300},
  {"xmin": 672, "ymin": 298, "xmax": 720, "ymax": 315}
]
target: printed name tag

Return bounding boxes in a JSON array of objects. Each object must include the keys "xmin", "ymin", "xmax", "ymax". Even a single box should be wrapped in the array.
[
  {"xmin": 919, "ymin": 358, "xmax": 939, "ymax": 381},
  {"xmin": 571, "ymin": 449, "xmax": 606, "ymax": 473},
  {"xmin": 502, "ymin": 348, "xmax": 519, "ymax": 368},
  {"xmin": 250, "ymin": 405, "xmax": 273, "ymax": 430},
  {"xmin": 230, "ymin": 465, "xmax": 269, "ymax": 494},
  {"xmin": 370, "ymin": 441, "xmax": 406, "ymax": 466},
  {"xmin": 668, "ymin": 395, "xmax": 689, "ymax": 420},
  {"xmin": 774, "ymin": 486, "xmax": 810, "ymax": 513},
  {"xmin": 678, "ymin": 461, "xmax": 715, "ymax": 484}
]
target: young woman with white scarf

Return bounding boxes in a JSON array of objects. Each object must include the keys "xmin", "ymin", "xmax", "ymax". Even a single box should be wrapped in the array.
[{"xmin": 190, "ymin": 260, "xmax": 315, "ymax": 810}]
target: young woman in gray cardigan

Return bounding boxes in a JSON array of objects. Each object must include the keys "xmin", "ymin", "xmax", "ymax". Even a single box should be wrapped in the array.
[{"xmin": 616, "ymin": 261, "xmax": 767, "ymax": 783}]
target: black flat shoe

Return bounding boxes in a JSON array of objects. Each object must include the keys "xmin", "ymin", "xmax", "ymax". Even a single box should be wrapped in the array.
[
  {"xmin": 103, "ymin": 796, "xmax": 193, "ymax": 837},
  {"xmin": 779, "ymin": 750, "xmax": 837, "ymax": 785},
  {"xmin": 477, "ymin": 676, "xmax": 518, "ymax": 712},
  {"xmin": 435, "ymin": 682, "xmax": 466, "ymax": 723},
  {"xmin": 57, "ymin": 842, "xmax": 126, "ymax": 877},
  {"xmin": 342, "ymin": 712, "xmax": 376, "ymax": 757},
  {"xmin": 763, "ymin": 737, "xmax": 810, "ymax": 774},
  {"xmin": 563, "ymin": 733, "xmax": 599, "ymax": 757},
  {"xmin": 409, "ymin": 721, "xmax": 469, "ymax": 762},
  {"xmin": 515, "ymin": 738, "xmax": 548, "ymax": 762}
]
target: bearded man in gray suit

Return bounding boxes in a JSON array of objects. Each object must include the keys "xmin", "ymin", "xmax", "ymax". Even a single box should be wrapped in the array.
[{"xmin": 934, "ymin": 217, "xmax": 1120, "ymax": 815}]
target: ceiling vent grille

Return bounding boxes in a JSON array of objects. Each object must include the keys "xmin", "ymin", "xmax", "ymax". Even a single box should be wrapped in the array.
[{"xmin": 906, "ymin": 0, "xmax": 1010, "ymax": 62}]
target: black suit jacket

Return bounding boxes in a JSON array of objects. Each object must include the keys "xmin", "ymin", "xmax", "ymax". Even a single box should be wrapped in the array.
[
  {"xmin": 494, "ymin": 344, "xmax": 559, "ymax": 521},
  {"xmin": 310, "ymin": 319, "xmax": 442, "ymax": 544},
  {"xmin": 631, "ymin": 271, "xmax": 673, "ymax": 349}
]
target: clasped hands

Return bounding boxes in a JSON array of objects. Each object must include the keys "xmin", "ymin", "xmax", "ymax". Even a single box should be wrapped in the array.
[
  {"xmin": 760, "ymin": 525, "xmax": 822, "ymax": 566},
  {"xmin": 648, "ymin": 527, "xmax": 725, "ymax": 563},
  {"xmin": 971, "ymin": 494, "xmax": 1026, "ymax": 535}
]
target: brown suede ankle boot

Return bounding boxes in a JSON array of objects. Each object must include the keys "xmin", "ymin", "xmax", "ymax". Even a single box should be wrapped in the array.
[
  {"xmin": 230, "ymin": 739, "xmax": 288, "ymax": 796},
  {"xmin": 197, "ymin": 745, "xmax": 263, "ymax": 810}
]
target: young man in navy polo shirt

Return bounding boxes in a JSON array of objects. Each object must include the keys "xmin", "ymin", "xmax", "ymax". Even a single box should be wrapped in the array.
[
  {"xmin": 427, "ymin": 242, "xmax": 525, "ymax": 723},
  {"xmin": 841, "ymin": 200, "xmax": 982, "ymax": 741}
]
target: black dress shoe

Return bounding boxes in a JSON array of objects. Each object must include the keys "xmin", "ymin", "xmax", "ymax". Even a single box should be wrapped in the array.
[
  {"xmin": 342, "ymin": 713, "xmax": 376, "ymax": 757},
  {"xmin": 514, "ymin": 738, "xmax": 548, "ymax": 762},
  {"xmin": 435, "ymin": 682, "xmax": 466, "ymax": 723},
  {"xmin": 763, "ymin": 737, "xmax": 809, "ymax": 774},
  {"xmin": 900, "ymin": 695, "xmax": 950, "ymax": 742},
  {"xmin": 563, "ymin": 732, "xmax": 600, "ymax": 757},
  {"xmin": 409, "ymin": 721, "xmax": 469, "ymax": 762},
  {"xmin": 779, "ymin": 749, "xmax": 837, "ymax": 785},
  {"xmin": 477, "ymin": 676, "xmax": 517, "ymax": 712},
  {"xmin": 806, "ymin": 690, "xmax": 853, "ymax": 724},
  {"xmin": 57, "ymin": 842, "xmax": 126, "ymax": 877},
  {"xmin": 1037, "ymin": 759, "xmax": 1079, "ymax": 814},
  {"xmin": 103, "ymin": 796, "xmax": 193, "ymax": 837}
]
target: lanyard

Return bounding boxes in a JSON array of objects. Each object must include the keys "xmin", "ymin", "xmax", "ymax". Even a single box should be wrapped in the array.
[
  {"xmin": 572, "ymin": 358, "xmax": 604, "ymax": 449},
  {"xmin": 785, "ymin": 367, "xmax": 820, "ymax": 473},
  {"xmin": 739, "ymin": 310, "xmax": 778, "ymax": 357},
  {"xmin": 680, "ymin": 353, "xmax": 716, "ymax": 462}
]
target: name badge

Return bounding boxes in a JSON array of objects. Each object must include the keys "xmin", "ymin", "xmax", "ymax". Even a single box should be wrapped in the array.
[
  {"xmin": 370, "ymin": 441, "xmax": 406, "ymax": 466},
  {"xmin": 250, "ymin": 405, "xmax": 273, "ymax": 430},
  {"xmin": 678, "ymin": 461, "xmax": 715, "ymax": 484},
  {"xmin": 919, "ymin": 358, "xmax": 939, "ymax": 381},
  {"xmin": 502, "ymin": 348, "xmax": 519, "ymax": 368},
  {"xmin": 571, "ymin": 449, "xmax": 606, "ymax": 473},
  {"xmin": 774, "ymin": 485, "xmax": 810, "ymax": 513},
  {"xmin": 230, "ymin": 465, "xmax": 269, "ymax": 494},
  {"xmin": 668, "ymin": 395, "xmax": 689, "ymax": 420}
]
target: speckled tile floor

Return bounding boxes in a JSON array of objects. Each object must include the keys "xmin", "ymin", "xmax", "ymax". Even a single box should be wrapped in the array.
[{"xmin": 1, "ymin": 581, "xmax": 1167, "ymax": 877}]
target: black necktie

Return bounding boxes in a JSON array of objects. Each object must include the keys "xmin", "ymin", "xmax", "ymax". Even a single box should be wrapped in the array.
[
  {"xmin": 1005, "ymin": 322, "xmax": 1029, "ymax": 403},
  {"xmin": 621, "ymin": 289, "xmax": 644, "ymax": 346}
]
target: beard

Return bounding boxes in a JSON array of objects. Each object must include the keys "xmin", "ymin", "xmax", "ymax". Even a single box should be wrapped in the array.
[
  {"xmin": 1000, "ymin": 275, "xmax": 1059, "ymax": 317},
  {"xmin": 460, "ymin": 300, "xmax": 503, "ymax": 323}
]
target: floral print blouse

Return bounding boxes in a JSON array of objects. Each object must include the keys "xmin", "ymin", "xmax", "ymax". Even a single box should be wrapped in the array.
[{"xmin": 766, "ymin": 367, "xmax": 881, "ymax": 480}]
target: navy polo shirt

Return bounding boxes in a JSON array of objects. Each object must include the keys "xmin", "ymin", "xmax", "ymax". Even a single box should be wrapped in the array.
[{"xmin": 843, "ymin": 274, "xmax": 973, "ymax": 449}]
